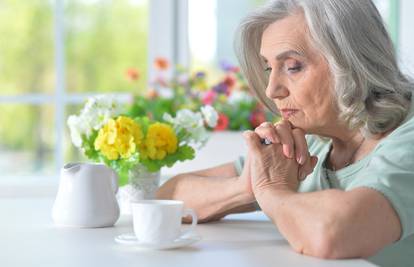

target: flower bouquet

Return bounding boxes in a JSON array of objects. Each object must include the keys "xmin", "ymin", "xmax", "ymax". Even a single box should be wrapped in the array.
[
  {"xmin": 127, "ymin": 58, "xmax": 275, "ymax": 132},
  {"xmin": 67, "ymin": 95, "xmax": 218, "ymax": 213}
]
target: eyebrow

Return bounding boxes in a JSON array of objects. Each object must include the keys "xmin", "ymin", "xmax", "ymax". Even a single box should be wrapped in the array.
[{"xmin": 261, "ymin": 50, "xmax": 305, "ymax": 63}]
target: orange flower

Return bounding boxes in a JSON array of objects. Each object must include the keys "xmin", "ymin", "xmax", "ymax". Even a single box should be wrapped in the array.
[
  {"xmin": 126, "ymin": 68, "xmax": 140, "ymax": 81},
  {"xmin": 154, "ymin": 57, "xmax": 169, "ymax": 70},
  {"xmin": 146, "ymin": 88, "xmax": 159, "ymax": 99}
]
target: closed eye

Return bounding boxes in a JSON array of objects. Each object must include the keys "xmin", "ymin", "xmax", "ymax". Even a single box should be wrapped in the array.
[{"xmin": 287, "ymin": 65, "xmax": 302, "ymax": 73}]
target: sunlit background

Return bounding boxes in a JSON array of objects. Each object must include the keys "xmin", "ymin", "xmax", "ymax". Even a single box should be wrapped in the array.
[{"xmin": 0, "ymin": 0, "xmax": 412, "ymax": 182}]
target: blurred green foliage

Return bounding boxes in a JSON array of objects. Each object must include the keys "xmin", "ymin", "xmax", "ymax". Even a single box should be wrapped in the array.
[{"xmin": 0, "ymin": 0, "xmax": 148, "ymax": 153}]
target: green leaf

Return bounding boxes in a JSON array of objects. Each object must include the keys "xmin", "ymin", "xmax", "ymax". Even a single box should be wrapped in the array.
[
  {"xmin": 140, "ymin": 145, "xmax": 195, "ymax": 172},
  {"xmin": 82, "ymin": 131, "xmax": 100, "ymax": 161}
]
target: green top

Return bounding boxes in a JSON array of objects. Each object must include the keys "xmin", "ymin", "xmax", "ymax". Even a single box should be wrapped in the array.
[{"xmin": 234, "ymin": 104, "xmax": 414, "ymax": 266}]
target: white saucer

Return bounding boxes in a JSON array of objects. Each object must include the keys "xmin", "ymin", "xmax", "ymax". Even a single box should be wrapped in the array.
[{"xmin": 114, "ymin": 232, "xmax": 201, "ymax": 250}]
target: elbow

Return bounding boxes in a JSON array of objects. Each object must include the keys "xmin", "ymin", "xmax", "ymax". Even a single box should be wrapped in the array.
[
  {"xmin": 298, "ymin": 220, "xmax": 351, "ymax": 259},
  {"xmin": 301, "ymin": 232, "xmax": 377, "ymax": 259},
  {"xmin": 306, "ymin": 233, "xmax": 342, "ymax": 259}
]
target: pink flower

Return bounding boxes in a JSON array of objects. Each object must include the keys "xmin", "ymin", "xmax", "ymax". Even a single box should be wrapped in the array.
[
  {"xmin": 230, "ymin": 66, "xmax": 240, "ymax": 73},
  {"xmin": 154, "ymin": 76, "xmax": 168, "ymax": 87},
  {"xmin": 202, "ymin": 90, "xmax": 217, "ymax": 105}
]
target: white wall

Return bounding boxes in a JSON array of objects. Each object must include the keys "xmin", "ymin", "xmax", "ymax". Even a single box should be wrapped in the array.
[
  {"xmin": 163, "ymin": 132, "xmax": 246, "ymax": 177},
  {"xmin": 399, "ymin": 0, "xmax": 414, "ymax": 76},
  {"xmin": 148, "ymin": 0, "xmax": 189, "ymax": 80}
]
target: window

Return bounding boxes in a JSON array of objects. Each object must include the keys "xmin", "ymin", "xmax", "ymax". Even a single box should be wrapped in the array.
[
  {"xmin": 188, "ymin": 0, "xmax": 265, "ymax": 73},
  {"xmin": 0, "ymin": 0, "xmax": 149, "ymax": 180}
]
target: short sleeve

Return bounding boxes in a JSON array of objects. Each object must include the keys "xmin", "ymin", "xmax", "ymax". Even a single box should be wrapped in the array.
[
  {"xmin": 233, "ymin": 156, "xmax": 245, "ymax": 176},
  {"xmin": 347, "ymin": 121, "xmax": 414, "ymax": 241}
]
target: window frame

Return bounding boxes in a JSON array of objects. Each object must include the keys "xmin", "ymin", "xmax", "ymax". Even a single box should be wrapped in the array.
[{"xmin": 0, "ymin": 0, "xmax": 189, "ymax": 183}]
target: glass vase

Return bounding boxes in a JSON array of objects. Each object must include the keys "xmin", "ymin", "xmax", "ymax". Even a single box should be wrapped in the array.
[{"xmin": 117, "ymin": 164, "xmax": 161, "ymax": 215}]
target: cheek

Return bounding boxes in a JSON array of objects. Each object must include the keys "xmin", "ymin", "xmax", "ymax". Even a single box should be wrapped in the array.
[{"xmin": 292, "ymin": 75, "xmax": 335, "ymax": 124}]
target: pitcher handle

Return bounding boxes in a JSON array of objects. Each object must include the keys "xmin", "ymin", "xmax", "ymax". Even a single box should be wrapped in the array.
[{"xmin": 110, "ymin": 169, "xmax": 119, "ymax": 194}]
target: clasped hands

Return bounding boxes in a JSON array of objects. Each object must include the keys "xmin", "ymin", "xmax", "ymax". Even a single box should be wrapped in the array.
[{"xmin": 240, "ymin": 120, "xmax": 318, "ymax": 200}]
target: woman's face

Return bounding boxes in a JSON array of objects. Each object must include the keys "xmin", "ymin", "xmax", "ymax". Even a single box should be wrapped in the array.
[{"xmin": 260, "ymin": 13, "xmax": 338, "ymax": 134}]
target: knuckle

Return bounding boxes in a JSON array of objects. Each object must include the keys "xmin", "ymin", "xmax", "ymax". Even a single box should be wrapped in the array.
[
  {"xmin": 259, "ymin": 121, "xmax": 272, "ymax": 128},
  {"xmin": 275, "ymin": 123, "xmax": 285, "ymax": 131},
  {"xmin": 292, "ymin": 128, "xmax": 305, "ymax": 136},
  {"xmin": 243, "ymin": 130, "xmax": 255, "ymax": 139},
  {"xmin": 279, "ymin": 119, "xmax": 292, "ymax": 128}
]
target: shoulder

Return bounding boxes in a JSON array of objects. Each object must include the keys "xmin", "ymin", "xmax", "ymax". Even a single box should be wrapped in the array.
[
  {"xmin": 372, "ymin": 110, "xmax": 414, "ymax": 161},
  {"xmin": 348, "ymin": 112, "xmax": 414, "ymax": 241}
]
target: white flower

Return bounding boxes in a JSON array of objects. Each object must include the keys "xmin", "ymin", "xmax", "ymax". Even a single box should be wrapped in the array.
[
  {"xmin": 67, "ymin": 115, "xmax": 83, "ymax": 147},
  {"xmin": 228, "ymin": 91, "xmax": 254, "ymax": 105},
  {"xmin": 188, "ymin": 126, "xmax": 209, "ymax": 148},
  {"xmin": 163, "ymin": 109, "xmax": 210, "ymax": 148},
  {"xmin": 67, "ymin": 95, "xmax": 123, "ymax": 147},
  {"xmin": 174, "ymin": 109, "xmax": 204, "ymax": 129},
  {"xmin": 200, "ymin": 105, "xmax": 218, "ymax": 128}
]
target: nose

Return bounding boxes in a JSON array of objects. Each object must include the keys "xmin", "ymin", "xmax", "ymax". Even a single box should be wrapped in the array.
[{"xmin": 265, "ymin": 70, "xmax": 289, "ymax": 100}]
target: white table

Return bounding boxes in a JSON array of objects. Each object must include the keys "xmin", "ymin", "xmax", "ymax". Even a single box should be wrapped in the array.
[{"xmin": 0, "ymin": 198, "xmax": 376, "ymax": 267}]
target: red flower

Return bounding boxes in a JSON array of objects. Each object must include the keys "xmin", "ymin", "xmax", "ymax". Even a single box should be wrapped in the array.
[
  {"xmin": 214, "ymin": 113, "xmax": 229, "ymax": 131},
  {"xmin": 154, "ymin": 57, "xmax": 169, "ymax": 70},
  {"xmin": 223, "ymin": 74, "xmax": 237, "ymax": 89},
  {"xmin": 249, "ymin": 111, "xmax": 267, "ymax": 128},
  {"xmin": 126, "ymin": 68, "xmax": 140, "ymax": 81}
]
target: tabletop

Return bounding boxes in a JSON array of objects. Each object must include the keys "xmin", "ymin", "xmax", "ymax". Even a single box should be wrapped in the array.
[{"xmin": 0, "ymin": 197, "xmax": 376, "ymax": 267}]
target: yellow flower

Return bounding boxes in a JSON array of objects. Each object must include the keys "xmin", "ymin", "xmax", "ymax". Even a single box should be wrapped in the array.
[
  {"xmin": 139, "ymin": 122, "xmax": 178, "ymax": 160},
  {"xmin": 94, "ymin": 116, "xmax": 143, "ymax": 160}
]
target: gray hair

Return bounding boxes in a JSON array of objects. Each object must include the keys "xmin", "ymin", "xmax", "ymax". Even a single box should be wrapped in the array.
[{"xmin": 235, "ymin": 0, "xmax": 413, "ymax": 135}]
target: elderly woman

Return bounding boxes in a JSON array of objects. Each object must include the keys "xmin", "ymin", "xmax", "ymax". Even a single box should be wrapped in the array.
[{"xmin": 156, "ymin": 0, "xmax": 414, "ymax": 264}]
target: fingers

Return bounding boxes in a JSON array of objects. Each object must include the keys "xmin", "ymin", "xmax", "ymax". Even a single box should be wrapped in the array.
[
  {"xmin": 292, "ymin": 128, "xmax": 308, "ymax": 165},
  {"xmin": 274, "ymin": 120, "xmax": 295, "ymax": 159},
  {"xmin": 298, "ymin": 155, "xmax": 318, "ymax": 181},
  {"xmin": 254, "ymin": 122, "xmax": 280, "ymax": 144},
  {"xmin": 252, "ymin": 120, "xmax": 310, "ymax": 166}
]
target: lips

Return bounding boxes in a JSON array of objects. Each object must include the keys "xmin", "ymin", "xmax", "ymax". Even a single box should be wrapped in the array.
[{"xmin": 280, "ymin": 109, "xmax": 299, "ymax": 119}]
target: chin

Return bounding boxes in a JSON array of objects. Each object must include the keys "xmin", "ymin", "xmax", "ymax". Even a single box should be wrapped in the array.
[{"xmin": 288, "ymin": 119, "xmax": 313, "ymax": 135}]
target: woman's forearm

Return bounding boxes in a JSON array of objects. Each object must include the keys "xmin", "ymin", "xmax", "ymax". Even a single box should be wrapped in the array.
[
  {"xmin": 255, "ymin": 187, "xmax": 400, "ymax": 259},
  {"xmin": 156, "ymin": 174, "xmax": 255, "ymax": 222},
  {"xmin": 255, "ymin": 188, "xmax": 337, "ymax": 257}
]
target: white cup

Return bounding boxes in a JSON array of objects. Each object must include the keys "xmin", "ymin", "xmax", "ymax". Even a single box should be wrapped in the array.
[{"xmin": 131, "ymin": 200, "xmax": 198, "ymax": 244}]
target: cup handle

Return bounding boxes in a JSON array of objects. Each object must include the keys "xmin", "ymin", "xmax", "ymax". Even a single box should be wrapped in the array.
[{"xmin": 181, "ymin": 208, "xmax": 198, "ymax": 237}]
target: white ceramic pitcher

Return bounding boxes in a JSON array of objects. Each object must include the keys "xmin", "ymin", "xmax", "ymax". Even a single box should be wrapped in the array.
[{"xmin": 52, "ymin": 162, "xmax": 120, "ymax": 228}]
